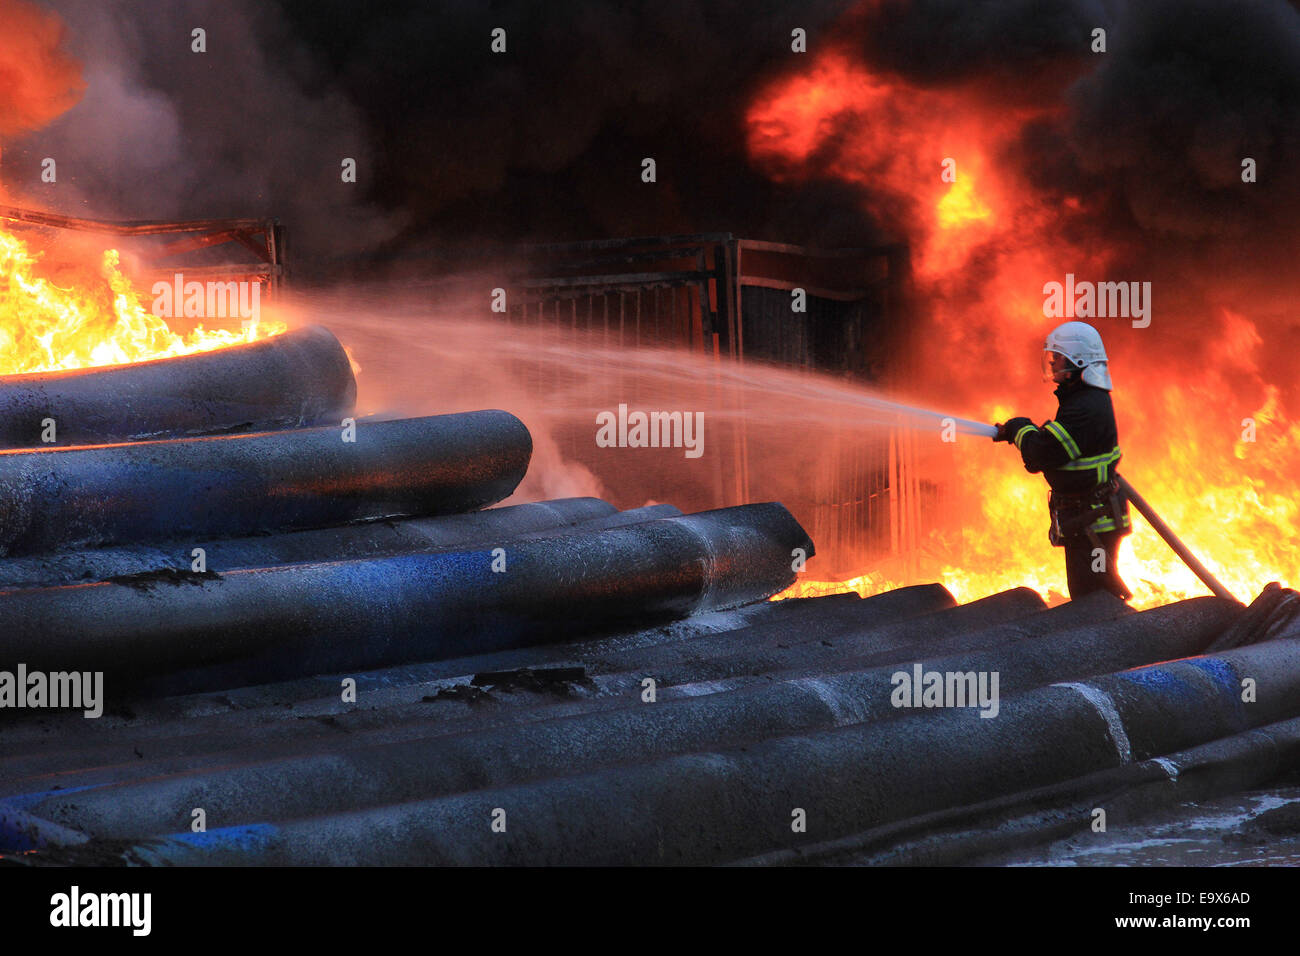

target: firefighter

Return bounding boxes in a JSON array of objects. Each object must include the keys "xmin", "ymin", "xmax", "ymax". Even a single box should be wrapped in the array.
[{"xmin": 993, "ymin": 321, "xmax": 1132, "ymax": 601}]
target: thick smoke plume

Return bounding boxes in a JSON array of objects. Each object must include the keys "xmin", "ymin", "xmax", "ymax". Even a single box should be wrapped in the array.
[
  {"xmin": 6, "ymin": 0, "xmax": 883, "ymax": 267},
  {"xmin": 5, "ymin": 0, "xmax": 1296, "ymax": 279}
]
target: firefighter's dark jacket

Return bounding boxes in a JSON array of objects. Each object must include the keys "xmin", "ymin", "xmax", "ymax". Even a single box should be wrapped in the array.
[{"xmin": 1001, "ymin": 377, "xmax": 1131, "ymax": 535}]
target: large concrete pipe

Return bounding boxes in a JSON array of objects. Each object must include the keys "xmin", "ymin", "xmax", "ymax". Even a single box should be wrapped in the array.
[
  {"xmin": 392, "ymin": 585, "xmax": 968, "ymax": 705},
  {"xmin": 0, "ymin": 410, "xmax": 532, "ymax": 556},
  {"xmin": 739, "ymin": 713, "xmax": 1300, "ymax": 866},
  {"xmin": 0, "ymin": 586, "xmax": 958, "ymax": 794},
  {"xmin": 10, "ymin": 596, "xmax": 1238, "ymax": 841},
  {"xmin": 0, "ymin": 497, "xmax": 616, "ymax": 590},
  {"xmin": 592, "ymin": 589, "xmax": 1137, "ymax": 700},
  {"xmin": 117, "ymin": 632, "xmax": 1300, "ymax": 865},
  {"xmin": 0, "ymin": 325, "xmax": 356, "ymax": 448},
  {"xmin": 589, "ymin": 587, "xmax": 1050, "ymax": 691},
  {"xmin": 0, "ymin": 503, "xmax": 812, "ymax": 693},
  {"xmin": 0, "ymin": 591, "xmax": 1128, "ymax": 799}
]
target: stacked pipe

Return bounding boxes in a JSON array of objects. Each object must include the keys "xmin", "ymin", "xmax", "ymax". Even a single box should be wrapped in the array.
[
  {"xmin": 133, "ymin": 598, "xmax": 1300, "ymax": 865},
  {"xmin": 0, "ymin": 325, "xmax": 356, "ymax": 447},
  {"xmin": 0, "ymin": 326, "xmax": 812, "ymax": 701},
  {"xmin": 6, "ymin": 578, "xmax": 1298, "ymax": 865}
]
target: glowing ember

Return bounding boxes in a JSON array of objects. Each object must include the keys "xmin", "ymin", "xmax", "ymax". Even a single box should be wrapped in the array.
[
  {"xmin": 754, "ymin": 50, "xmax": 1296, "ymax": 609},
  {"xmin": 0, "ymin": 225, "xmax": 284, "ymax": 376}
]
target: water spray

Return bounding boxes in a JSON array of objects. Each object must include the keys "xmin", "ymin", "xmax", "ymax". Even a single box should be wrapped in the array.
[{"xmin": 313, "ymin": 304, "xmax": 1241, "ymax": 604}]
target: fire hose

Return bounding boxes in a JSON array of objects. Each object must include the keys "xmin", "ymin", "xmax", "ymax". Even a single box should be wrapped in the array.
[{"xmin": 1113, "ymin": 473, "xmax": 1236, "ymax": 602}]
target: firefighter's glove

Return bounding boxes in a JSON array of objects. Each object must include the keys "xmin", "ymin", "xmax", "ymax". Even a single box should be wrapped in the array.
[{"xmin": 996, "ymin": 417, "xmax": 1034, "ymax": 444}]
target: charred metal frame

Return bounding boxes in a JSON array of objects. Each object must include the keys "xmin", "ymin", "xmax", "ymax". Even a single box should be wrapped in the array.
[
  {"xmin": 508, "ymin": 233, "xmax": 907, "ymax": 362},
  {"xmin": 0, "ymin": 203, "xmax": 286, "ymax": 296}
]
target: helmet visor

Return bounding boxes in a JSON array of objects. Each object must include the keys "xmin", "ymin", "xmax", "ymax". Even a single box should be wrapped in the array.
[{"xmin": 1042, "ymin": 349, "xmax": 1071, "ymax": 382}]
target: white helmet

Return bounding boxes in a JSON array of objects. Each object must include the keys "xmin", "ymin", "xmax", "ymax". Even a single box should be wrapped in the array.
[{"xmin": 1043, "ymin": 321, "xmax": 1112, "ymax": 390}]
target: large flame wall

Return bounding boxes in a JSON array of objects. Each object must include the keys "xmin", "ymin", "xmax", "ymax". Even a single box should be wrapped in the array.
[{"xmin": 750, "ymin": 12, "xmax": 1299, "ymax": 608}]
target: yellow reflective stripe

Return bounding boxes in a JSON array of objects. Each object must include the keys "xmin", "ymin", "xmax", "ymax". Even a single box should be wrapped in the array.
[
  {"xmin": 1058, "ymin": 446, "xmax": 1122, "ymax": 472},
  {"xmin": 1013, "ymin": 425, "xmax": 1038, "ymax": 448},
  {"xmin": 1044, "ymin": 421, "xmax": 1081, "ymax": 460},
  {"xmin": 1089, "ymin": 513, "xmax": 1131, "ymax": 532},
  {"xmin": 1072, "ymin": 446, "xmax": 1122, "ymax": 466}
]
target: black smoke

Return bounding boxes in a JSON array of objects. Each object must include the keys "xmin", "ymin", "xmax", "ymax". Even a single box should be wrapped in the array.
[
  {"xmin": 8, "ymin": 0, "xmax": 879, "ymax": 272},
  {"xmin": 276, "ymin": 0, "xmax": 880, "ymax": 259},
  {"xmin": 6, "ymin": 0, "xmax": 1298, "ymax": 295},
  {"xmin": 843, "ymin": 0, "xmax": 1117, "ymax": 88},
  {"xmin": 848, "ymin": 0, "xmax": 1298, "ymax": 270}
]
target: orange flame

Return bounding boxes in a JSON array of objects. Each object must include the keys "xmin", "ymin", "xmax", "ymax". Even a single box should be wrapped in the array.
[
  {"xmin": 0, "ymin": 225, "xmax": 284, "ymax": 376},
  {"xmin": 0, "ymin": 4, "xmax": 282, "ymax": 382}
]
